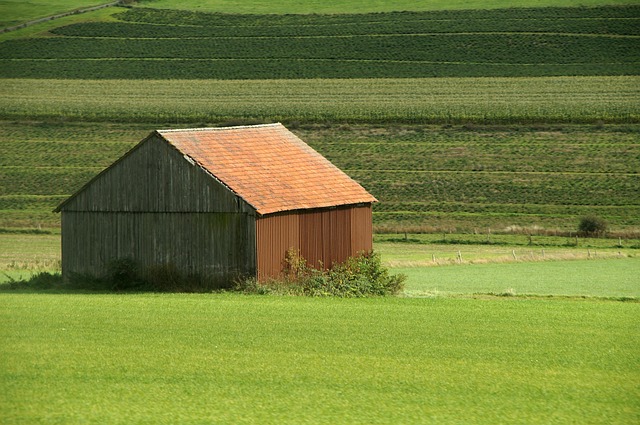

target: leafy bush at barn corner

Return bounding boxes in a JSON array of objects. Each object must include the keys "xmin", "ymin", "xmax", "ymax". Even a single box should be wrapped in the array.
[{"xmin": 236, "ymin": 250, "xmax": 406, "ymax": 297}]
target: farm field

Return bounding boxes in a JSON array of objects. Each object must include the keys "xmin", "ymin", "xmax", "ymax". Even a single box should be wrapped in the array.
[
  {"xmin": 1, "ymin": 6, "xmax": 639, "ymax": 79},
  {"xmin": 2, "ymin": 119, "xmax": 638, "ymax": 233},
  {"xmin": 2, "ymin": 77, "xmax": 638, "ymax": 124},
  {"xmin": 1, "ymin": 1, "xmax": 639, "ymax": 423},
  {"xmin": 0, "ymin": 0, "xmax": 113, "ymax": 28},
  {"xmin": 1, "ymin": 293, "xmax": 638, "ymax": 424},
  {"xmin": 133, "ymin": 0, "xmax": 640, "ymax": 14}
]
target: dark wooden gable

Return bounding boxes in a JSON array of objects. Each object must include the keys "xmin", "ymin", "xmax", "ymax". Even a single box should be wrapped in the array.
[{"xmin": 56, "ymin": 133, "xmax": 255, "ymax": 215}]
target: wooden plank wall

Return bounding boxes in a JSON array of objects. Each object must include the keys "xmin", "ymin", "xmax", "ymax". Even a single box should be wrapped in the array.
[
  {"xmin": 256, "ymin": 204, "xmax": 373, "ymax": 280},
  {"xmin": 61, "ymin": 134, "xmax": 252, "ymax": 214},
  {"xmin": 61, "ymin": 211, "xmax": 256, "ymax": 285},
  {"xmin": 59, "ymin": 134, "xmax": 258, "ymax": 285}
]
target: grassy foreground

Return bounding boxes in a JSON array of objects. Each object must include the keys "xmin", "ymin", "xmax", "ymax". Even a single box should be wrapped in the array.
[{"xmin": 1, "ymin": 293, "xmax": 638, "ymax": 424}]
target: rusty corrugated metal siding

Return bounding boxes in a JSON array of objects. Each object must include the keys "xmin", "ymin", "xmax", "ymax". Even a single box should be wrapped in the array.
[
  {"xmin": 350, "ymin": 204, "xmax": 373, "ymax": 253},
  {"xmin": 256, "ymin": 204, "xmax": 373, "ymax": 280}
]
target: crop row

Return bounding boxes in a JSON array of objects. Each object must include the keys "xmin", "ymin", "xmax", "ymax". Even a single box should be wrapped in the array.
[
  {"xmin": 1, "ymin": 167, "xmax": 100, "ymax": 196},
  {"xmin": 0, "ymin": 141, "xmax": 132, "ymax": 168},
  {"xmin": 5, "ymin": 59, "xmax": 639, "ymax": 80},
  {"xmin": 350, "ymin": 171, "xmax": 639, "ymax": 207},
  {"xmin": 309, "ymin": 140, "xmax": 640, "ymax": 174},
  {"xmin": 1, "ymin": 77, "xmax": 638, "ymax": 124},
  {"xmin": 51, "ymin": 17, "xmax": 640, "ymax": 38},
  {"xmin": 372, "ymin": 201, "xmax": 640, "ymax": 218},
  {"xmin": 3, "ymin": 34, "xmax": 636, "ymax": 64},
  {"xmin": 117, "ymin": 6, "xmax": 640, "ymax": 28}
]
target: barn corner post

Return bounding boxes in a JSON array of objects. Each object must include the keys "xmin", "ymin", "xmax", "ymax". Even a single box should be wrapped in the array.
[{"xmin": 56, "ymin": 123, "xmax": 375, "ymax": 288}]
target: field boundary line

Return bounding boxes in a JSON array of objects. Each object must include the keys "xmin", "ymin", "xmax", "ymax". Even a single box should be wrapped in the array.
[{"xmin": 1, "ymin": 2, "xmax": 120, "ymax": 34}]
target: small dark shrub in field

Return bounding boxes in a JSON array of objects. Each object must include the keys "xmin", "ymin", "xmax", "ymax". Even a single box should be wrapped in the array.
[
  {"xmin": 578, "ymin": 215, "xmax": 608, "ymax": 236},
  {"xmin": 236, "ymin": 250, "xmax": 406, "ymax": 297},
  {"xmin": 106, "ymin": 257, "xmax": 144, "ymax": 291}
]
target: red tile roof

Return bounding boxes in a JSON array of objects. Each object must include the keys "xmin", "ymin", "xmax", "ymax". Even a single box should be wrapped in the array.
[{"xmin": 158, "ymin": 123, "xmax": 376, "ymax": 215}]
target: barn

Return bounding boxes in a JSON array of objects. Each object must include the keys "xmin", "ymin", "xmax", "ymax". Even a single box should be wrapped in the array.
[{"xmin": 55, "ymin": 123, "xmax": 377, "ymax": 286}]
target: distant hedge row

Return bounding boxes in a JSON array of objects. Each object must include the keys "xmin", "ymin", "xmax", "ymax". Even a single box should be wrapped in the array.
[{"xmin": 0, "ymin": 5, "xmax": 637, "ymax": 79}]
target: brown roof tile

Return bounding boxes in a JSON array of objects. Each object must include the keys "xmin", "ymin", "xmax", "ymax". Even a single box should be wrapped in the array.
[{"xmin": 157, "ymin": 123, "xmax": 376, "ymax": 215}]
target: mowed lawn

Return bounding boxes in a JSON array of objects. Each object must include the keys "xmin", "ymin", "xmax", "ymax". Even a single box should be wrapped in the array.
[
  {"xmin": 398, "ymin": 258, "xmax": 640, "ymax": 298},
  {"xmin": 1, "ymin": 293, "xmax": 638, "ymax": 424}
]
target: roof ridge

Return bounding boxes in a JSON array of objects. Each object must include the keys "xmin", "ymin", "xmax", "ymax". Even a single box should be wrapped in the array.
[{"xmin": 158, "ymin": 123, "xmax": 282, "ymax": 133}]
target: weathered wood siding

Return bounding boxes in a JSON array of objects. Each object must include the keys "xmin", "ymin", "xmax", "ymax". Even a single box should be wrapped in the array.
[
  {"xmin": 59, "ymin": 134, "xmax": 257, "ymax": 283},
  {"xmin": 62, "ymin": 211, "xmax": 255, "ymax": 285},
  {"xmin": 256, "ymin": 204, "xmax": 373, "ymax": 280},
  {"xmin": 60, "ymin": 134, "xmax": 253, "ymax": 214}
]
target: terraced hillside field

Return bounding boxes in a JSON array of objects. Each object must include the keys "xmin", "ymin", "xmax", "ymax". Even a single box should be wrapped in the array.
[
  {"xmin": 2, "ymin": 121, "xmax": 638, "ymax": 234},
  {"xmin": 0, "ymin": 5, "xmax": 638, "ymax": 79}
]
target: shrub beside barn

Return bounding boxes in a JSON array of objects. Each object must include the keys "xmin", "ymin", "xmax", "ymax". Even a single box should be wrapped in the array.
[{"xmin": 55, "ymin": 123, "xmax": 376, "ymax": 286}]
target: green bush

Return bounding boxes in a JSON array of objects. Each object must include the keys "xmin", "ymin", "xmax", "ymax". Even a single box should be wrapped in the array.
[
  {"xmin": 236, "ymin": 250, "xmax": 406, "ymax": 297},
  {"xmin": 578, "ymin": 215, "xmax": 608, "ymax": 236}
]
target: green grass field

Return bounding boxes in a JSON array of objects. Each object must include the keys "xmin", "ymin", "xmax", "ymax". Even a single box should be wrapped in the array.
[
  {"xmin": 133, "ymin": 0, "xmax": 640, "ymax": 14},
  {"xmin": 1, "ymin": 293, "xmax": 638, "ymax": 424},
  {"xmin": 398, "ymin": 258, "xmax": 640, "ymax": 298},
  {"xmin": 0, "ymin": 0, "xmax": 113, "ymax": 28}
]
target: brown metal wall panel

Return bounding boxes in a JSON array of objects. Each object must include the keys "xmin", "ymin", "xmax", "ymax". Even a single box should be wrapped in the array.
[
  {"xmin": 350, "ymin": 204, "xmax": 373, "ymax": 253},
  {"xmin": 299, "ymin": 210, "xmax": 324, "ymax": 269},
  {"xmin": 256, "ymin": 213, "xmax": 299, "ymax": 280}
]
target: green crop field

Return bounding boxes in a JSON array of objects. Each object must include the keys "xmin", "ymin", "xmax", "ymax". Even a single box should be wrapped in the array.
[
  {"xmin": 1, "ymin": 119, "xmax": 638, "ymax": 233},
  {"xmin": 1, "ymin": 293, "xmax": 638, "ymax": 424},
  {"xmin": 1, "ymin": 5, "xmax": 638, "ymax": 79},
  {"xmin": 1, "ymin": 76, "xmax": 638, "ymax": 123},
  {"xmin": 0, "ymin": 4, "xmax": 638, "ymax": 234}
]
